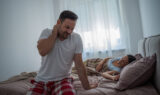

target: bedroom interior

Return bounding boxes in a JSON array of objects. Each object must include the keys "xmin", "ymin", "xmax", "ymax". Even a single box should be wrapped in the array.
[{"xmin": 0, "ymin": 0, "xmax": 160, "ymax": 95}]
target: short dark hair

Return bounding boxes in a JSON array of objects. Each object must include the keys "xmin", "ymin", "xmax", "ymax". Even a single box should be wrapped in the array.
[
  {"xmin": 59, "ymin": 10, "xmax": 78, "ymax": 22},
  {"xmin": 127, "ymin": 55, "xmax": 136, "ymax": 63}
]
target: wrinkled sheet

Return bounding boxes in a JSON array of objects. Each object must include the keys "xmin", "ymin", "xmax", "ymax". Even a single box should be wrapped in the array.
[
  {"xmin": 73, "ymin": 75, "xmax": 159, "ymax": 95},
  {"xmin": 0, "ymin": 72, "xmax": 159, "ymax": 95}
]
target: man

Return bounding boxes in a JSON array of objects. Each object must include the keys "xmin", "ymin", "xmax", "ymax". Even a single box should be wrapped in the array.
[{"xmin": 26, "ymin": 10, "xmax": 97, "ymax": 95}]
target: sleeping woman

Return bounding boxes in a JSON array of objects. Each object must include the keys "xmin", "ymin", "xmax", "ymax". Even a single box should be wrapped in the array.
[{"xmin": 96, "ymin": 55, "xmax": 136, "ymax": 81}]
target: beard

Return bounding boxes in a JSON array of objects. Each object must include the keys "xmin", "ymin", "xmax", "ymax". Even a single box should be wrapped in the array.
[
  {"xmin": 63, "ymin": 32, "xmax": 69, "ymax": 39},
  {"xmin": 58, "ymin": 31, "xmax": 69, "ymax": 40}
]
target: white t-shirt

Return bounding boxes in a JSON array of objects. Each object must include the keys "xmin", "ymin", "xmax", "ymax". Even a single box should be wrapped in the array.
[{"xmin": 35, "ymin": 28, "xmax": 83, "ymax": 82}]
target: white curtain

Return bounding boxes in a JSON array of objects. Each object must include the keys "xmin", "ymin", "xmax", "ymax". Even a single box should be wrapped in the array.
[{"xmin": 52, "ymin": 0, "xmax": 129, "ymax": 60}]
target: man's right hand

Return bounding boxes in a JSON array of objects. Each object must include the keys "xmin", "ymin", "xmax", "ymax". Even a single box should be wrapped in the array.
[
  {"xmin": 37, "ymin": 25, "xmax": 60, "ymax": 56},
  {"xmin": 52, "ymin": 24, "xmax": 60, "ymax": 37}
]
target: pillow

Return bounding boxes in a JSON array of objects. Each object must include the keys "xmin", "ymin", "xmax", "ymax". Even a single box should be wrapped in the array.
[
  {"xmin": 115, "ymin": 54, "xmax": 156, "ymax": 90},
  {"xmin": 134, "ymin": 53, "xmax": 143, "ymax": 60}
]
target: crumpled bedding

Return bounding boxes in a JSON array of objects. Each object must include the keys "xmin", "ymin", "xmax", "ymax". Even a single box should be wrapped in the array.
[
  {"xmin": 0, "ymin": 72, "xmax": 36, "ymax": 95},
  {"xmin": 0, "ymin": 72, "xmax": 36, "ymax": 84},
  {"xmin": 0, "ymin": 57, "xmax": 159, "ymax": 95},
  {"xmin": 0, "ymin": 72, "xmax": 159, "ymax": 95},
  {"xmin": 74, "ymin": 75, "xmax": 159, "ymax": 95}
]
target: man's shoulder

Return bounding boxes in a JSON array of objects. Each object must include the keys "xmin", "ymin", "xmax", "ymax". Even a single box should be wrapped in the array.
[
  {"xmin": 71, "ymin": 32, "xmax": 80, "ymax": 36},
  {"xmin": 39, "ymin": 28, "xmax": 52, "ymax": 40},
  {"xmin": 42, "ymin": 28, "xmax": 52, "ymax": 33},
  {"xmin": 71, "ymin": 32, "xmax": 81, "ymax": 39}
]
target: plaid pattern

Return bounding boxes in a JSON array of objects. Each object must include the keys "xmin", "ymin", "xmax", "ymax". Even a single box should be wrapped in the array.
[{"xmin": 26, "ymin": 77, "xmax": 76, "ymax": 95}]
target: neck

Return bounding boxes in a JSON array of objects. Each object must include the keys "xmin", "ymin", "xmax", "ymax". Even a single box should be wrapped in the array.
[{"xmin": 57, "ymin": 33, "xmax": 65, "ymax": 41}]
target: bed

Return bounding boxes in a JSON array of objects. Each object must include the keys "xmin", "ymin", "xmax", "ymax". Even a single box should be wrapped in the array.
[{"xmin": 0, "ymin": 35, "xmax": 160, "ymax": 95}]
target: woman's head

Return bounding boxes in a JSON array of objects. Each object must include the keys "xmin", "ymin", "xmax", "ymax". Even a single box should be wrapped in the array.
[
  {"xmin": 118, "ymin": 55, "xmax": 136, "ymax": 67},
  {"xmin": 127, "ymin": 55, "xmax": 136, "ymax": 63}
]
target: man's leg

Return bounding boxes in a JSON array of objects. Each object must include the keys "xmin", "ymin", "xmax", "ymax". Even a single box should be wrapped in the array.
[
  {"xmin": 26, "ymin": 80, "xmax": 47, "ymax": 95},
  {"xmin": 51, "ymin": 78, "xmax": 76, "ymax": 95}
]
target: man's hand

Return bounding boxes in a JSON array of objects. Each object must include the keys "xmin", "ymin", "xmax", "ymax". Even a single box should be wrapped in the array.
[
  {"xmin": 90, "ymin": 83, "xmax": 98, "ymax": 89},
  {"xmin": 52, "ymin": 24, "xmax": 60, "ymax": 37},
  {"xmin": 37, "ymin": 25, "xmax": 59, "ymax": 56}
]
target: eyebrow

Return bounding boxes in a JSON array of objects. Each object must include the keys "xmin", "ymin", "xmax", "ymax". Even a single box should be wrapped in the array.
[{"xmin": 65, "ymin": 24, "xmax": 74, "ymax": 30}]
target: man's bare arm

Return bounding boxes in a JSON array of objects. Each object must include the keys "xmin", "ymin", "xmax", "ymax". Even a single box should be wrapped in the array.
[
  {"xmin": 37, "ymin": 25, "xmax": 58, "ymax": 56},
  {"xmin": 74, "ymin": 54, "xmax": 91, "ymax": 90}
]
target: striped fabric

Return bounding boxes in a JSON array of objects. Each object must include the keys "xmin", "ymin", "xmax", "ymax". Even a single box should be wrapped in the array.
[{"xmin": 26, "ymin": 77, "xmax": 76, "ymax": 95}]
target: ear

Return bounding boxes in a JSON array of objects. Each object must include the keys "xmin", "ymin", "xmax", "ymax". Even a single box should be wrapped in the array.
[{"xmin": 57, "ymin": 19, "xmax": 61, "ymax": 25}]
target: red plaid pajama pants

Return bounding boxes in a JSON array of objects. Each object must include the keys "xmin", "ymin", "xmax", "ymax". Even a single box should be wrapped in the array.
[{"xmin": 26, "ymin": 77, "xmax": 76, "ymax": 95}]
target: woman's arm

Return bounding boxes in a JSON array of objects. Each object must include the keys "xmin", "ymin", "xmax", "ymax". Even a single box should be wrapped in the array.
[
  {"xmin": 106, "ymin": 70, "xmax": 119, "ymax": 75},
  {"xmin": 96, "ymin": 58, "xmax": 111, "ymax": 72},
  {"xmin": 101, "ymin": 71, "xmax": 120, "ymax": 81}
]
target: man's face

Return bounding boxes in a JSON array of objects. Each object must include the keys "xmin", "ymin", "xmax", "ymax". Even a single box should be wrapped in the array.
[{"xmin": 58, "ymin": 19, "xmax": 76, "ymax": 40}]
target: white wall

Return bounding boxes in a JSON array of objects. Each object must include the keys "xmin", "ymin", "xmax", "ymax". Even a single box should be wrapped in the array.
[
  {"xmin": 0, "ymin": 0, "xmax": 53, "ymax": 81},
  {"xmin": 120, "ymin": 0, "xmax": 144, "ymax": 54},
  {"xmin": 139, "ymin": 0, "xmax": 160, "ymax": 37}
]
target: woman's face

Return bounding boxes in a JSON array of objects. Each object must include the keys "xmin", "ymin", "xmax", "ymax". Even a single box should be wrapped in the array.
[{"xmin": 118, "ymin": 56, "xmax": 129, "ymax": 67}]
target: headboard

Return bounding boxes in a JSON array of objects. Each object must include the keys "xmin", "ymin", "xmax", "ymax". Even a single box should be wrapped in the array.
[{"xmin": 138, "ymin": 35, "xmax": 160, "ymax": 93}]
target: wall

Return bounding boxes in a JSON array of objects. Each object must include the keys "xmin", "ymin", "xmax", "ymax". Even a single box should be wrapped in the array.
[
  {"xmin": 0, "ymin": 0, "xmax": 53, "ymax": 81},
  {"xmin": 139, "ymin": 0, "xmax": 160, "ymax": 37}
]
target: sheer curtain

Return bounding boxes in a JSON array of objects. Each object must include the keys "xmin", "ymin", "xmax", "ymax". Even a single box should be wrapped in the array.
[{"xmin": 52, "ymin": 0, "xmax": 129, "ymax": 60}]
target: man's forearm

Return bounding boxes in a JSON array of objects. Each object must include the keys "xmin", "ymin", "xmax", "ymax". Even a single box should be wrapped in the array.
[
  {"xmin": 74, "ymin": 54, "xmax": 90, "ymax": 90},
  {"xmin": 74, "ymin": 53, "xmax": 93, "ymax": 90},
  {"xmin": 76, "ymin": 64, "xmax": 90, "ymax": 90},
  {"xmin": 37, "ymin": 32, "xmax": 57, "ymax": 56}
]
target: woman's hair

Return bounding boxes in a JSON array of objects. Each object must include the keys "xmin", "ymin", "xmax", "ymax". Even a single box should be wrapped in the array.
[
  {"xmin": 59, "ymin": 10, "xmax": 78, "ymax": 22},
  {"xmin": 127, "ymin": 55, "xmax": 136, "ymax": 63}
]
